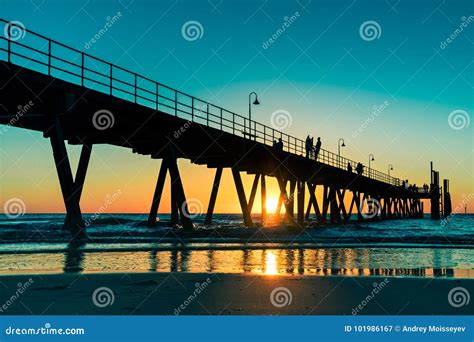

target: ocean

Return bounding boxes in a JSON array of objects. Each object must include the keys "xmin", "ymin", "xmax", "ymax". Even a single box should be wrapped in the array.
[{"xmin": 0, "ymin": 214, "xmax": 472, "ymax": 277}]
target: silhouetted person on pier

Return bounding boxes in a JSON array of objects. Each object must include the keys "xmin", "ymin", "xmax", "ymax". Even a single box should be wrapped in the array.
[
  {"xmin": 272, "ymin": 140, "xmax": 277, "ymax": 149},
  {"xmin": 305, "ymin": 135, "xmax": 311, "ymax": 158},
  {"xmin": 356, "ymin": 162, "xmax": 363, "ymax": 175},
  {"xmin": 347, "ymin": 162, "xmax": 352, "ymax": 173},
  {"xmin": 423, "ymin": 183, "xmax": 429, "ymax": 192},
  {"xmin": 275, "ymin": 138, "xmax": 284, "ymax": 151},
  {"xmin": 314, "ymin": 137, "xmax": 321, "ymax": 160}
]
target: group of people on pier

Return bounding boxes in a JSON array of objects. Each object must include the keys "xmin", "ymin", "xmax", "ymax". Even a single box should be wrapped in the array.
[
  {"xmin": 304, "ymin": 135, "xmax": 322, "ymax": 160},
  {"xmin": 272, "ymin": 138, "xmax": 284, "ymax": 151},
  {"xmin": 346, "ymin": 162, "xmax": 365, "ymax": 175}
]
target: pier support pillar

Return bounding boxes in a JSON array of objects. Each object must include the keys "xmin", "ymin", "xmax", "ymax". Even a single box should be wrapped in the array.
[
  {"xmin": 247, "ymin": 174, "xmax": 260, "ymax": 214},
  {"xmin": 329, "ymin": 187, "xmax": 339, "ymax": 223},
  {"xmin": 287, "ymin": 180, "xmax": 296, "ymax": 219},
  {"xmin": 49, "ymin": 115, "xmax": 86, "ymax": 239},
  {"xmin": 148, "ymin": 159, "xmax": 168, "ymax": 227},
  {"xmin": 321, "ymin": 185, "xmax": 329, "ymax": 222},
  {"xmin": 261, "ymin": 175, "xmax": 267, "ymax": 225},
  {"xmin": 167, "ymin": 152, "xmax": 194, "ymax": 231},
  {"xmin": 353, "ymin": 191, "xmax": 363, "ymax": 221},
  {"xmin": 297, "ymin": 181, "xmax": 305, "ymax": 225},
  {"xmin": 276, "ymin": 179, "xmax": 288, "ymax": 216},
  {"xmin": 204, "ymin": 167, "xmax": 223, "ymax": 225},
  {"xmin": 276, "ymin": 173, "xmax": 297, "ymax": 226},
  {"xmin": 305, "ymin": 183, "xmax": 321, "ymax": 221},
  {"xmin": 336, "ymin": 189, "xmax": 348, "ymax": 221},
  {"xmin": 147, "ymin": 148, "xmax": 193, "ymax": 230},
  {"xmin": 232, "ymin": 167, "xmax": 253, "ymax": 227},
  {"xmin": 64, "ymin": 142, "xmax": 92, "ymax": 229}
]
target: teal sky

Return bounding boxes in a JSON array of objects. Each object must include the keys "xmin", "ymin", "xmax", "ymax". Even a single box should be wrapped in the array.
[{"xmin": 0, "ymin": 0, "xmax": 473, "ymax": 213}]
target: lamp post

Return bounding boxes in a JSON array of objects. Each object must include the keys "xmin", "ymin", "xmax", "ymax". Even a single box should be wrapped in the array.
[
  {"xmin": 248, "ymin": 92, "xmax": 260, "ymax": 139},
  {"xmin": 338, "ymin": 138, "xmax": 345, "ymax": 169},
  {"xmin": 368, "ymin": 154, "xmax": 375, "ymax": 178},
  {"xmin": 388, "ymin": 164, "xmax": 393, "ymax": 177}
]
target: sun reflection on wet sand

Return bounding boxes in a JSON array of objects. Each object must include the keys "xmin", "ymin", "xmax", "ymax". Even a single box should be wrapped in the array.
[{"xmin": 263, "ymin": 251, "xmax": 278, "ymax": 275}]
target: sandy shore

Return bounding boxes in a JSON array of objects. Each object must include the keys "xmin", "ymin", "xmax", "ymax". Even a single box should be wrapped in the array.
[{"xmin": 0, "ymin": 273, "xmax": 472, "ymax": 315}]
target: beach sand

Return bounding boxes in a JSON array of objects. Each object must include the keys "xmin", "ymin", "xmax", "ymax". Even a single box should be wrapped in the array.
[{"xmin": 0, "ymin": 273, "xmax": 472, "ymax": 315}]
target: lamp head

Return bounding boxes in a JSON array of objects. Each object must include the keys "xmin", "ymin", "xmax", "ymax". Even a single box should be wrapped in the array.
[
  {"xmin": 253, "ymin": 98, "xmax": 260, "ymax": 105},
  {"xmin": 342, "ymin": 142, "xmax": 346, "ymax": 147}
]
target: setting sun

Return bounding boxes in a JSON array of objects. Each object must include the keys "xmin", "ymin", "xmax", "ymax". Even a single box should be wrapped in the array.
[{"xmin": 265, "ymin": 197, "xmax": 279, "ymax": 213}]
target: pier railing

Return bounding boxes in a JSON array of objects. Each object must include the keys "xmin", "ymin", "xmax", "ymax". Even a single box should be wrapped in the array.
[{"xmin": 0, "ymin": 19, "xmax": 401, "ymax": 186}]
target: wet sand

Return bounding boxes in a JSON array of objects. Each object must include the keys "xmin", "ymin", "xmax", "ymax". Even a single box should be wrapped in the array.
[{"xmin": 0, "ymin": 273, "xmax": 473, "ymax": 315}]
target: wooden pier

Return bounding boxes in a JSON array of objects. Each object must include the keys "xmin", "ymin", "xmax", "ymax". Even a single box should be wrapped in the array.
[{"xmin": 0, "ymin": 20, "xmax": 452, "ymax": 240}]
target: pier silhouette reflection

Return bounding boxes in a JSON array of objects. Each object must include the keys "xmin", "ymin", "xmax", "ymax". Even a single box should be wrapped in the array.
[
  {"xmin": 7, "ymin": 245, "xmax": 469, "ymax": 279},
  {"xmin": 130, "ymin": 248, "xmax": 470, "ymax": 278}
]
